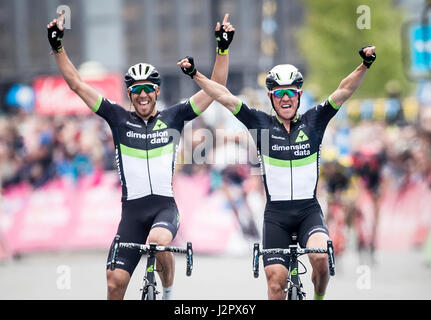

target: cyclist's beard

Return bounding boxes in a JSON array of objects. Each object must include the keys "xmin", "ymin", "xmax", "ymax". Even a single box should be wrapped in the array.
[
  {"xmin": 270, "ymin": 95, "xmax": 300, "ymax": 122},
  {"xmin": 130, "ymin": 94, "xmax": 157, "ymax": 120}
]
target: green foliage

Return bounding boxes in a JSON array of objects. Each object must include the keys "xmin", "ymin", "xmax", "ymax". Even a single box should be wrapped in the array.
[{"xmin": 298, "ymin": 0, "xmax": 412, "ymax": 100}]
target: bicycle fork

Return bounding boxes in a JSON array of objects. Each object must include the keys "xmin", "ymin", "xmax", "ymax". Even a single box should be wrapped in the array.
[{"xmin": 286, "ymin": 245, "xmax": 305, "ymax": 300}]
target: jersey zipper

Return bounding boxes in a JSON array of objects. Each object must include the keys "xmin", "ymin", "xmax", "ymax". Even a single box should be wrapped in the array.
[
  {"xmin": 144, "ymin": 122, "xmax": 154, "ymax": 194},
  {"xmin": 287, "ymin": 133, "xmax": 294, "ymax": 200}
]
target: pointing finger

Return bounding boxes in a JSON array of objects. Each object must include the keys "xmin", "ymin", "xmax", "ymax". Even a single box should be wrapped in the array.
[
  {"xmin": 57, "ymin": 13, "xmax": 64, "ymax": 31},
  {"xmin": 222, "ymin": 13, "xmax": 229, "ymax": 25}
]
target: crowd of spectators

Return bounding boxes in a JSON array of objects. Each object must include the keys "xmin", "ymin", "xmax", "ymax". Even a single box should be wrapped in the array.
[
  {"xmin": 0, "ymin": 111, "xmax": 116, "ymax": 191},
  {"xmin": 1, "ymin": 92, "xmax": 431, "ymax": 198}
]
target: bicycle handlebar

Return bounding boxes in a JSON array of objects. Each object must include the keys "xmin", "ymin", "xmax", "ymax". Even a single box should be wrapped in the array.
[
  {"xmin": 109, "ymin": 235, "xmax": 193, "ymax": 276},
  {"xmin": 119, "ymin": 242, "xmax": 188, "ymax": 254},
  {"xmin": 252, "ymin": 240, "xmax": 336, "ymax": 278},
  {"xmin": 259, "ymin": 247, "xmax": 328, "ymax": 255}
]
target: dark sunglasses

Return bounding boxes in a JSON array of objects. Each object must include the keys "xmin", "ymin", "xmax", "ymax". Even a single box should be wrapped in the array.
[
  {"xmin": 271, "ymin": 88, "xmax": 301, "ymax": 98},
  {"xmin": 130, "ymin": 84, "xmax": 158, "ymax": 95}
]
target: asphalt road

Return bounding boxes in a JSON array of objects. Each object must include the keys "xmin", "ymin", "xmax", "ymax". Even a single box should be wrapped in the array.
[{"xmin": 1, "ymin": 245, "xmax": 430, "ymax": 300}]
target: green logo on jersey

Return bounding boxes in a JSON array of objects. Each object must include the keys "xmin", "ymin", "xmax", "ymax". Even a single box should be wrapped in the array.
[
  {"xmin": 153, "ymin": 119, "xmax": 167, "ymax": 131},
  {"xmin": 147, "ymin": 265, "xmax": 154, "ymax": 272},
  {"xmin": 295, "ymin": 130, "xmax": 309, "ymax": 143},
  {"xmin": 291, "ymin": 267, "xmax": 298, "ymax": 276}
]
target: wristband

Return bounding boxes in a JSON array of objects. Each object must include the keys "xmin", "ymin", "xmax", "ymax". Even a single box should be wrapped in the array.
[
  {"xmin": 216, "ymin": 47, "xmax": 229, "ymax": 55},
  {"xmin": 53, "ymin": 46, "xmax": 64, "ymax": 54},
  {"xmin": 215, "ymin": 26, "xmax": 234, "ymax": 52}
]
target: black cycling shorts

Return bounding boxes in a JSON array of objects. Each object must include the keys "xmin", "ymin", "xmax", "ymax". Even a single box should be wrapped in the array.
[
  {"xmin": 262, "ymin": 198, "xmax": 329, "ymax": 269},
  {"xmin": 106, "ymin": 195, "xmax": 180, "ymax": 276}
]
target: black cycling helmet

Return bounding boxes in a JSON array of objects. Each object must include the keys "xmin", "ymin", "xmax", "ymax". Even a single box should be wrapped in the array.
[{"xmin": 124, "ymin": 63, "xmax": 161, "ymax": 88}]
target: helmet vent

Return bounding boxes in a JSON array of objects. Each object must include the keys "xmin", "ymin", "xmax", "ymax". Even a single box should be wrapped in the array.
[{"xmin": 125, "ymin": 62, "xmax": 162, "ymax": 88}]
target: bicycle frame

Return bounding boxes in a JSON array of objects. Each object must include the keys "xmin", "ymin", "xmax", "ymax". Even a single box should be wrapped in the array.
[
  {"xmin": 109, "ymin": 235, "xmax": 193, "ymax": 300},
  {"xmin": 287, "ymin": 242, "xmax": 303, "ymax": 300},
  {"xmin": 253, "ymin": 236, "xmax": 335, "ymax": 300},
  {"xmin": 142, "ymin": 243, "xmax": 157, "ymax": 300}
]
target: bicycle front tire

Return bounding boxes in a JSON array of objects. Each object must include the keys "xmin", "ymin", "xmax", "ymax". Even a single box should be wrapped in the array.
[
  {"xmin": 290, "ymin": 286, "xmax": 302, "ymax": 300},
  {"xmin": 143, "ymin": 285, "xmax": 156, "ymax": 300}
]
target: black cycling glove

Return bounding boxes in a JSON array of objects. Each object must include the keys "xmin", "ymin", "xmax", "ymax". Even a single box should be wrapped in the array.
[
  {"xmin": 180, "ymin": 56, "xmax": 197, "ymax": 79},
  {"xmin": 47, "ymin": 23, "xmax": 64, "ymax": 53},
  {"xmin": 215, "ymin": 26, "xmax": 234, "ymax": 55},
  {"xmin": 358, "ymin": 46, "xmax": 376, "ymax": 68}
]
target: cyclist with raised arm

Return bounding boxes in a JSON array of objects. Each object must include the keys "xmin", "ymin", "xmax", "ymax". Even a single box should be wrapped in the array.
[
  {"xmin": 178, "ymin": 46, "xmax": 376, "ymax": 300},
  {"xmin": 47, "ymin": 12, "xmax": 235, "ymax": 300}
]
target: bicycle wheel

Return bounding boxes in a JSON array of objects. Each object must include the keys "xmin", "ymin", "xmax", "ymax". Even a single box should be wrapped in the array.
[
  {"xmin": 290, "ymin": 286, "xmax": 302, "ymax": 300},
  {"xmin": 143, "ymin": 285, "xmax": 156, "ymax": 300}
]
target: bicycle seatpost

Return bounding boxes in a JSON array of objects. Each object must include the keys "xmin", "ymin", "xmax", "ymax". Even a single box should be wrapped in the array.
[{"xmin": 291, "ymin": 233, "xmax": 298, "ymax": 244}]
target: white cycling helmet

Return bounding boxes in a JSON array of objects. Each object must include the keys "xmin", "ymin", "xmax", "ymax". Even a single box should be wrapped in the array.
[
  {"xmin": 265, "ymin": 64, "xmax": 303, "ymax": 90},
  {"xmin": 124, "ymin": 62, "xmax": 161, "ymax": 88}
]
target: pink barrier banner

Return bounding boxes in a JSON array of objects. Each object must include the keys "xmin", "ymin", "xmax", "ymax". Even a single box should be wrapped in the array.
[
  {"xmin": 0, "ymin": 173, "xmax": 121, "ymax": 256},
  {"xmin": 1, "ymin": 172, "xmax": 430, "ymax": 257},
  {"xmin": 65, "ymin": 173, "xmax": 121, "ymax": 249},
  {"xmin": 172, "ymin": 173, "xmax": 245, "ymax": 254},
  {"xmin": 2, "ymin": 179, "xmax": 73, "ymax": 253},
  {"xmin": 33, "ymin": 74, "xmax": 124, "ymax": 115}
]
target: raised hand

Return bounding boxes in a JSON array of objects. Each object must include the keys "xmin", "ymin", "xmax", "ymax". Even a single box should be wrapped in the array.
[
  {"xmin": 358, "ymin": 45, "xmax": 376, "ymax": 68},
  {"xmin": 178, "ymin": 56, "xmax": 197, "ymax": 79},
  {"xmin": 215, "ymin": 13, "xmax": 235, "ymax": 55},
  {"xmin": 47, "ymin": 12, "xmax": 65, "ymax": 53}
]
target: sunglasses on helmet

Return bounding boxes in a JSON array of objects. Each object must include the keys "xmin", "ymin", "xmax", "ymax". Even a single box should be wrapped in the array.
[
  {"xmin": 271, "ymin": 88, "xmax": 302, "ymax": 98},
  {"xmin": 129, "ymin": 84, "xmax": 158, "ymax": 95}
]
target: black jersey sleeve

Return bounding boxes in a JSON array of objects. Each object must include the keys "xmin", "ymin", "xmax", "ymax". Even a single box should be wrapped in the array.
[
  {"xmin": 91, "ymin": 95, "xmax": 128, "ymax": 126},
  {"xmin": 303, "ymin": 96, "xmax": 341, "ymax": 137},
  {"xmin": 233, "ymin": 101, "xmax": 272, "ymax": 130},
  {"xmin": 172, "ymin": 98, "xmax": 201, "ymax": 122},
  {"xmin": 161, "ymin": 98, "xmax": 201, "ymax": 131}
]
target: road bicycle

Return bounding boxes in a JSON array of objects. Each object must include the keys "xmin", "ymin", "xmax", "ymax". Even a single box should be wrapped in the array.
[
  {"xmin": 109, "ymin": 235, "xmax": 193, "ymax": 300},
  {"xmin": 252, "ymin": 233, "xmax": 336, "ymax": 300}
]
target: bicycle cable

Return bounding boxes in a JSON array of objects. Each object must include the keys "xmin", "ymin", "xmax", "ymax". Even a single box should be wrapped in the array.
[
  {"xmin": 298, "ymin": 259, "xmax": 307, "ymax": 275},
  {"xmin": 154, "ymin": 257, "xmax": 164, "ymax": 273}
]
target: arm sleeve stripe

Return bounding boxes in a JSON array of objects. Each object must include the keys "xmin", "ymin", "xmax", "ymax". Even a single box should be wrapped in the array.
[
  {"xmin": 328, "ymin": 96, "xmax": 341, "ymax": 110},
  {"xmin": 189, "ymin": 97, "xmax": 202, "ymax": 116},
  {"xmin": 232, "ymin": 99, "xmax": 243, "ymax": 115},
  {"xmin": 91, "ymin": 95, "xmax": 103, "ymax": 113}
]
